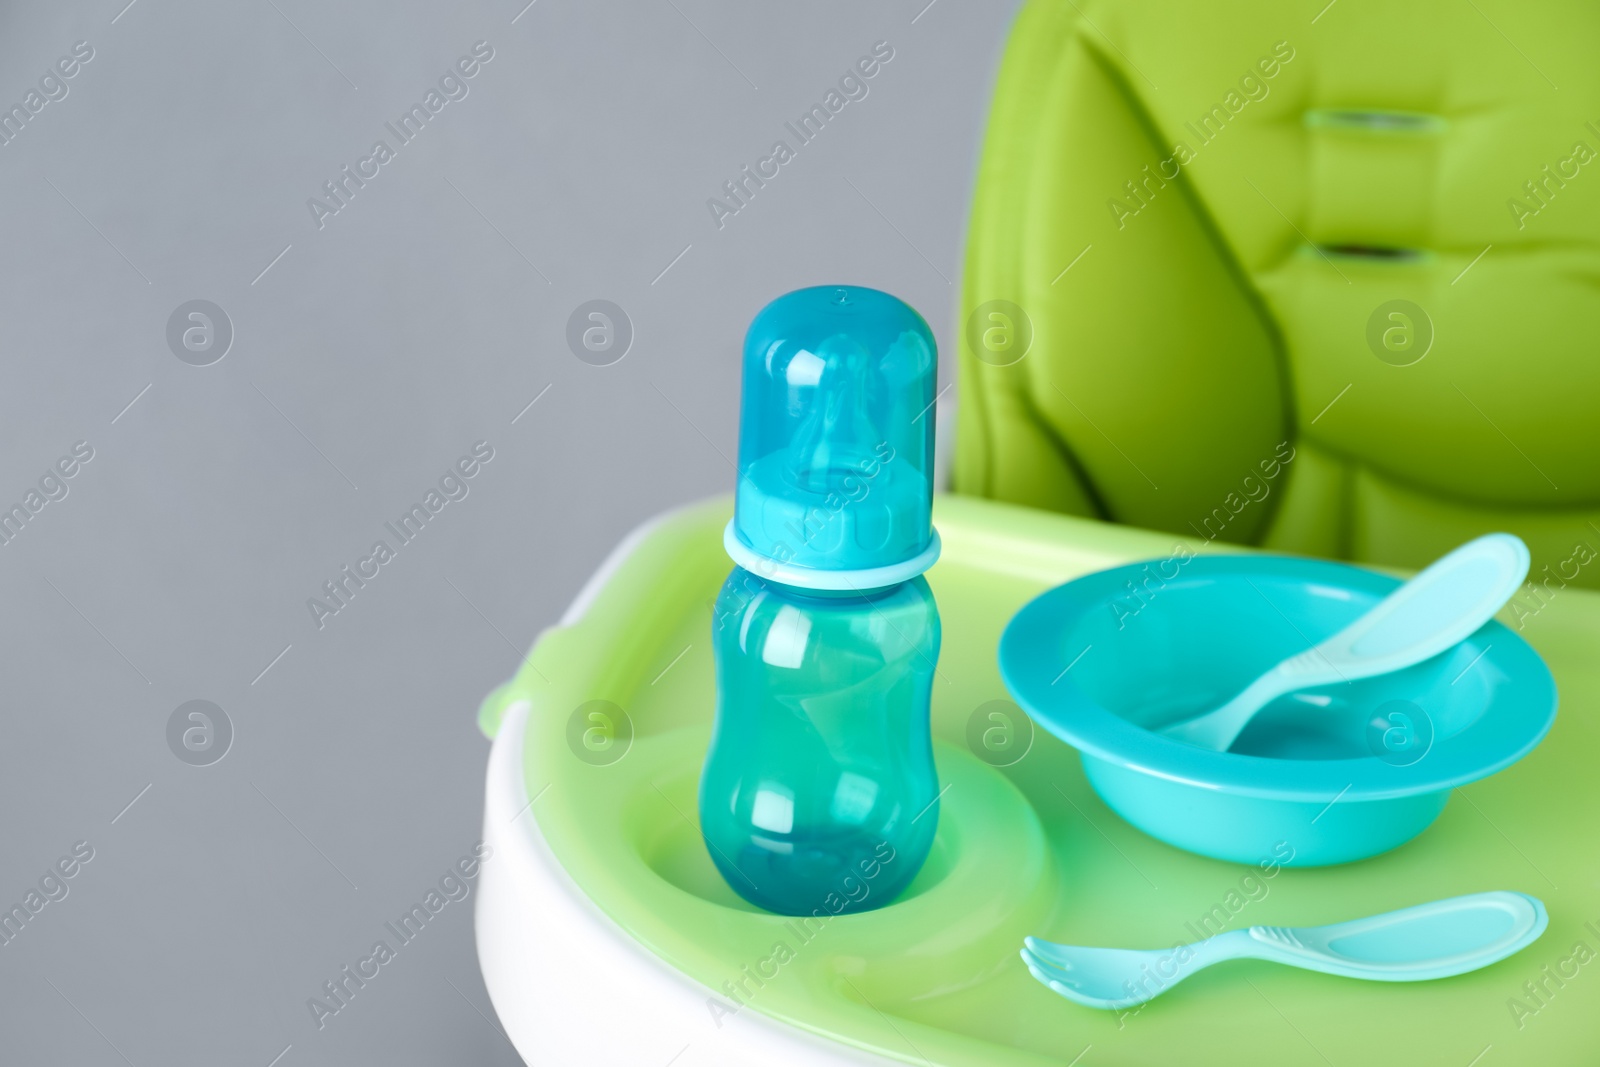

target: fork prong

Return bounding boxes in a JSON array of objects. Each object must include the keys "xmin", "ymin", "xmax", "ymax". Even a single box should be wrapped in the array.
[
  {"xmin": 1020, "ymin": 948, "xmax": 1051, "ymax": 978},
  {"xmin": 1020, "ymin": 948, "xmax": 1103, "ymax": 1006},
  {"xmin": 1022, "ymin": 946, "xmax": 1149, "ymax": 1011},
  {"xmin": 1021, "ymin": 946, "xmax": 1066, "ymax": 973},
  {"xmin": 1020, "ymin": 947, "xmax": 1067, "ymax": 988},
  {"xmin": 1022, "ymin": 945, "xmax": 1082, "ymax": 984},
  {"xmin": 1022, "ymin": 936, "xmax": 1080, "ymax": 969},
  {"xmin": 1024, "ymin": 953, "xmax": 1062, "ymax": 985}
]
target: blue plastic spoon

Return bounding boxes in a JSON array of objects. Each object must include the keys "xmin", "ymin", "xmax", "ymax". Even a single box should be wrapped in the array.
[
  {"xmin": 1162, "ymin": 533, "xmax": 1530, "ymax": 752},
  {"xmin": 1023, "ymin": 891, "xmax": 1546, "ymax": 1010}
]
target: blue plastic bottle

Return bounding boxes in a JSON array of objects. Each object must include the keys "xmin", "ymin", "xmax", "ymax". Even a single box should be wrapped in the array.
[{"xmin": 700, "ymin": 285, "xmax": 942, "ymax": 916}]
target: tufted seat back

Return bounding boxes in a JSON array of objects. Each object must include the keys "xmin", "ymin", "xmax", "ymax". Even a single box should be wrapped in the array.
[{"xmin": 955, "ymin": 0, "xmax": 1600, "ymax": 597}]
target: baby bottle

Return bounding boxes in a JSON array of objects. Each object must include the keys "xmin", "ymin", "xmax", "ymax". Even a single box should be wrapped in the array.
[{"xmin": 699, "ymin": 285, "xmax": 942, "ymax": 916}]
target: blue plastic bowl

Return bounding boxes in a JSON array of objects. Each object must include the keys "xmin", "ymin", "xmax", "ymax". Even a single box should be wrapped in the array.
[{"xmin": 999, "ymin": 554, "xmax": 1558, "ymax": 866}]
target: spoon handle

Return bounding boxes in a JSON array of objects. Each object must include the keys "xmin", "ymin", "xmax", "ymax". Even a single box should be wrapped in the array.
[
  {"xmin": 1301, "ymin": 533, "xmax": 1529, "ymax": 680},
  {"xmin": 1160, "ymin": 669, "xmax": 1299, "ymax": 748},
  {"xmin": 1241, "ymin": 891, "xmax": 1547, "ymax": 982},
  {"xmin": 1163, "ymin": 533, "xmax": 1529, "ymax": 751}
]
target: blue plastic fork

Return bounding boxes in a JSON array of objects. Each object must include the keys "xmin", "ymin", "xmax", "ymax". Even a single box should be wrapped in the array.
[{"xmin": 1023, "ymin": 891, "xmax": 1546, "ymax": 1010}]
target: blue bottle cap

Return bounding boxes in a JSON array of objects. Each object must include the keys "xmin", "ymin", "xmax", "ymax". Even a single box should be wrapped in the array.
[{"xmin": 726, "ymin": 285, "xmax": 939, "ymax": 589}]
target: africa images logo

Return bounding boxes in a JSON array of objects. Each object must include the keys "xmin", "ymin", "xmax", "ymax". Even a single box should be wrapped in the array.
[
  {"xmin": 1107, "ymin": 40, "xmax": 1296, "ymax": 230},
  {"xmin": 306, "ymin": 441, "xmax": 494, "ymax": 630},
  {"xmin": 706, "ymin": 41, "xmax": 895, "ymax": 230},
  {"xmin": 306, "ymin": 844, "xmax": 491, "ymax": 1030},
  {"xmin": 306, "ymin": 41, "xmax": 495, "ymax": 230},
  {"xmin": 0, "ymin": 40, "xmax": 95, "ymax": 149}
]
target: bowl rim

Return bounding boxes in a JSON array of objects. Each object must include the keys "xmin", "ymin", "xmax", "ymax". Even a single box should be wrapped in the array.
[{"xmin": 998, "ymin": 553, "xmax": 1559, "ymax": 802}]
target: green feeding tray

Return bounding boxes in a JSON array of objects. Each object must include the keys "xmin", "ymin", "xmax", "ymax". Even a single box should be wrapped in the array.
[{"xmin": 478, "ymin": 495, "xmax": 1600, "ymax": 1066}]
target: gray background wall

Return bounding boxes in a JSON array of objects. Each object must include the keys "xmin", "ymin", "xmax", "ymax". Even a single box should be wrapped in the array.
[{"xmin": 0, "ymin": 1, "xmax": 1017, "ymax": 1063}]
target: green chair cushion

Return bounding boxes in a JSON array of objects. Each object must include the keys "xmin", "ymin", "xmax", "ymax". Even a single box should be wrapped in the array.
[{"xmin": 956, "ymin": 0, "xmax": 1600, "ymax": 595}]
